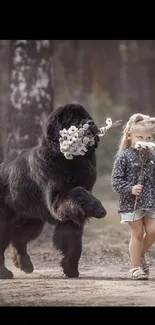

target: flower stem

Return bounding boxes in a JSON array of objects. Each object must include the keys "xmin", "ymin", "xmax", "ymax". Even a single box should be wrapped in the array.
[{"xmin": 133, "ymin": 156, "xmax": 145, "ymax": 220}]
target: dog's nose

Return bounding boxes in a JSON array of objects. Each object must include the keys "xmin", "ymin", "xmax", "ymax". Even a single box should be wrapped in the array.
[{"xmin": 87, "ymin": 120, "xmax": 99, "ymax": 135}]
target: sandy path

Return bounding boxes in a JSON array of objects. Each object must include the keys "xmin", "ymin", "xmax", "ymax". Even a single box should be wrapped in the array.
[
  {"xmin": 1, "ymin": 198, "xmax": 155, "ymax": 306},
  {"xmin": 1, "ymin": 266, "xmax": 155, "ymax": 306}
]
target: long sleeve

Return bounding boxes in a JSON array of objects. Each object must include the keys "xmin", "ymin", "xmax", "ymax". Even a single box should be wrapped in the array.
[
  {"xmin": 153, "ymin": 156, "xmax": 155, "ymax": 184},
  {"xmin": 111, "ymin": 153, "xmax": 132, "ymax": 196}
]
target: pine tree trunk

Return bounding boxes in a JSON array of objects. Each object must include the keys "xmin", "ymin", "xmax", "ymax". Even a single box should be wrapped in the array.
[
  {"xmin": 0, "ymin": 40, "xmax": 11, "ymax": 161},
  {"xmin": 7, "ymin": 40, "xmax": 53, "ymax": 156}
]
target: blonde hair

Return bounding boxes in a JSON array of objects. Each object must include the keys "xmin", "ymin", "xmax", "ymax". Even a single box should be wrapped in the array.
[{"xmin": 118, "ymin": 113, "xmax": 155, "ymax": 152}]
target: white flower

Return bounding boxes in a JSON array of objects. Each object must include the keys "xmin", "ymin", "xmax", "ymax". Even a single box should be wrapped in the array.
[
  {"xmin": 60, "ymin": 141, "xmax": 69, "ymax": 152},
  {"xmin": 83, "ymin": 136, "xmax": 89, "ymax": 145},
  {"xmin": 67, "ymin": 136, "xmax": 74, "ymax": 144},
  {"xmin": 73, "ymin": 132, "xmax": 79, "ymax": 139},
  {"xmin": 60, "ymin": 140, "xmax": 68, "ymax": 147},
  {"xmin": 78, "ymin": 128, "xmax": 85, "ymax": 137},
  {"xmin": 78, "ymin": 150, "xmax": 85, "ymax": 155},
  {"xmin": 64, "ymin": 152, "xmax": 73, "ymax": 160},
  {"xmin": 98, "ymin": 117, "xmax": 121, "ymax": 137},
  {"xmin": 68, "ymin": 125, "xmax": 78, "ymax": 134},
  {"xmin": 135, "ymin": 141, "xmax": 155, "ymax": 150},
  {"xmin": 106, "ymin": 118, "xmax": 112, "ymax": 129},
  {"xmin": 83, "ymin": 123, "xmax": 89, "ymax": 130},
  {"xmin": 149, "ymin": 142, "xmax": 155, "ymax": 149},
  {"xmin": 80, "ymin": 144, "xmax": 88, "ymax": 152},
  {"xmin": 59, "ymin": 138, "xmax": 64, "ymax": 143},
  {"xmin": 59, "ymin": 129, "xmax": 68, "ymax": 137},
  {"xmin": 72, "ymin": 136, "xmax": 79, "ymax": 143},
  {"xmin": 142, "ymin": 144, "xmax": 149, "ymax": 149},
  {"xmin": 134, "ymin": 142, "xmax": 142, "ymax": 149},
  {"xmin": 72, "ymin": 148, "xmax": 79, "ymax": 155},
  {"xmin": 89, "ymin": 138, "xmax": 95, "ymax": 146}
]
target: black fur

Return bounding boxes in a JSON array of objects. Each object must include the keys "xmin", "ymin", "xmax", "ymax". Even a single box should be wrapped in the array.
[{"xmin": 0, "ymin": 104, "xmax": 107, "ymax": 278}]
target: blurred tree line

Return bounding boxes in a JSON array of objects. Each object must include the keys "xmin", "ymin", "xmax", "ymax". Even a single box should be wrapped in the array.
[{"xmin": 0, "ymin": 40, "xmax": 155, "ymax": 175}]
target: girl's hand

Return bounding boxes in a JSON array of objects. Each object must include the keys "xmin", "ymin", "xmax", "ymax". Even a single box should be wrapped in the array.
[{"xmin": 132, "ymin": 184, "xmax": 143, "ymax": 196}]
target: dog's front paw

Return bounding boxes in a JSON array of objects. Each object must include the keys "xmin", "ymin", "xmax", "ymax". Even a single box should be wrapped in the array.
[
  {"xmin": 97, "ymin": 206, "xmax": 107, "ymax": 218},
  {"xmin": 92, "ymin": 201, "xmax": 107, "ymax": 219}
]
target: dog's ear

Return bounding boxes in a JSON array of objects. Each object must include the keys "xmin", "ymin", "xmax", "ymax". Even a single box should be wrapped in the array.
[
  {"xmin": 46, "ymin": 123, "xmax": 55, "ymax": 140},
  {"xmin": 44, "ymin": 115, "xmax": 58, "ymax": 141}
]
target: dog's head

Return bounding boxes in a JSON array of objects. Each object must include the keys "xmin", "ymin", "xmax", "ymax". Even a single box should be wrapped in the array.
[{"xmin": 44, "ymin": 104, "xmax": 100, "ymax": 153}]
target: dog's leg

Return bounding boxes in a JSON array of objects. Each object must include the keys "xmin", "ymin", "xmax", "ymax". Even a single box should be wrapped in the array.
[
  {"xmin": 11, "ymin": 219, "xmax": 44, "ymax": 273},
  {"xmin": 0, "ymin": 212, "xmax": 13, "ymax": 279},
  {"xmin": 53, "ymin": 221, "xmax": 83, "ymax": 278},
  {"xmin": 50, "ymin": 186, "xmax": 106, "ymax": 223},
  {"xmin": 69, "ymin": 186, "xmax": 107, "ymax": 219},
  {"xmin": 47, "ymin": 192, "xmax": 85, "ymax": 226}
]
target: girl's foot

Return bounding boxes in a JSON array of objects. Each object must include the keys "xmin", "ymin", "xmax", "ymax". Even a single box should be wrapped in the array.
[
  {"xmin": 130, "ymin": 266, "xmax": 148, "ymax": 280},
  {"xmin": 141, "ymin": 257, "xmax": 149, "ymax": 276}
]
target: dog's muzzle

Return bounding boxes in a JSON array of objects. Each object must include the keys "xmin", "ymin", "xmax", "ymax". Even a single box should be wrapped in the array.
[{"xmin": 86, "ymin": 120, "xmax": 99, "ymax": 136}]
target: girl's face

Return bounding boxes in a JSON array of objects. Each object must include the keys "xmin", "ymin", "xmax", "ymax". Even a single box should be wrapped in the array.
[{"xmin": 128, "ymin": 124, "xmax": 154, "ymax": 148}]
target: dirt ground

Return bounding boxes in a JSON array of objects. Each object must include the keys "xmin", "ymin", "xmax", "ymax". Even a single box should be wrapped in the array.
[{"xmin": 1, "ymin": 178, "xmax": 155, "ymax": 307}]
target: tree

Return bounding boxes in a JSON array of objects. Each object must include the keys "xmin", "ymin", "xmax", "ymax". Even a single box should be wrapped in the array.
[
  {"xmin": 0, "ymin": 40, "xmax": 11, "ymax": 161},
  {"xmin": 7, "ymin": 40, "xmax": 53, "ymax": 156}
]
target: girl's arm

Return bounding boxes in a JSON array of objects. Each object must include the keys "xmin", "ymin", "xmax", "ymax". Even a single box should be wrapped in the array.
[{"xmin": 111, "ymin": 153, "xmax": 132, "ymax": 195}]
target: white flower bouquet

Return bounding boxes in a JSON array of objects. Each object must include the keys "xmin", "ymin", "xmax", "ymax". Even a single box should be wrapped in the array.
[
  {"xmin": 59, "ymin": 118, "xmax": 121, "ymax": 160},
  {"xmin": 134, "ymin": 141, "xmax": 155, "ymax": 151},
  {"xmin": 133, "ymin": 141, "xmax": 155, "ymax": 219}
]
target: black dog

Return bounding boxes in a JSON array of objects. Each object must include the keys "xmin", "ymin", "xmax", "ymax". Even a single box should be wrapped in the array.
[{"xmin": 0, "ymin": 104, "xmax": 107, "ymax": 279}]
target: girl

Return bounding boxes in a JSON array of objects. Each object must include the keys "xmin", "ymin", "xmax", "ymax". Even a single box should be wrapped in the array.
[{"xmin": 111, "ymin": 113, "xmax": 155, "ymax": 279}]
